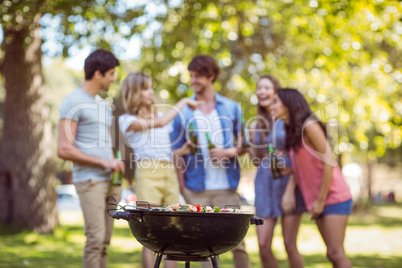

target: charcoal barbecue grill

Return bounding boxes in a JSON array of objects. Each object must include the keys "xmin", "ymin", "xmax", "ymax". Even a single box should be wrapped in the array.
[{"xmin": 107, "ymin": 196, "xmax": 263, "ymax": 268}]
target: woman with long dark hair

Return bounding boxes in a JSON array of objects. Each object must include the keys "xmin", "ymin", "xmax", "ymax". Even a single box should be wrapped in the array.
[
  {"xmin": 270, "ymin": 88, "xmax": 353, "ymax": 267},
  {"xmin": 249, "ymin": 76, "xmax": 305, "ymax": 268}
]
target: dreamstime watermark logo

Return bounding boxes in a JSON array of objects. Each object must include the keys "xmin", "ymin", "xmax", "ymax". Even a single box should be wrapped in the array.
[
  {"xmin": 62, "ymin": 100, "xmax": 115, "ymax": 149},
  {"xmin": 128, "ymin": 153, "xmax": 289, "ymax": 173},
  {"xmin": 61, "ymin": 99, "xmax": 341, "ymax": 170},
  {"xmin": 302, "ymin": 100, "xmax": 340, "ymax": 167}
]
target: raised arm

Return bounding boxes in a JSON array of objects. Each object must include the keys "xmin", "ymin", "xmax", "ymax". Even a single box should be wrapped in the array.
[
  {"xmin": 57, "ymin": 119, "xmax": 124, "ymax": 173},
  {"xmin": 126, "ymin": 98, "xmax": 199, "ymax": 132}
]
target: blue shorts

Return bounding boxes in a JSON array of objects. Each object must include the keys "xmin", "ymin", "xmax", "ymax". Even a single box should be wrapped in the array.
[{"xmin": 316, "ymin": 199, "xmax": 353, "ymax": 220}]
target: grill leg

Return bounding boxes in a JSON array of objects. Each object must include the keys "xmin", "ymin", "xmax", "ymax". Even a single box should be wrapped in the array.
[
  {"xmin": 211, "ymin": 255, "xmax": 219, "ymax": 268},
  {"xmin": 185, "ymin": 261, "xmax": 190, "ymax": 268},
  {"xmin": 154, "ymin": 253, "xmax": 163, "ymax": 268}
]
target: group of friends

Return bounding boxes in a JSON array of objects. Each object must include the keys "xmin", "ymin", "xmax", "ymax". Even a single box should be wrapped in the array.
[{"xmin": 57, "ymin": 49, "xmax": 353, "ymax": 268}]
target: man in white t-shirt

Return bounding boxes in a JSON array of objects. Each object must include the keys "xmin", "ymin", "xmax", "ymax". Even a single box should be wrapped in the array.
[
  {"xmin": 171, "ymin": 55, "xmax": 250, "ymax": 268},
  {"xmin": 57, "ymin": 49, "xmax": 125, "ymax": 268}
]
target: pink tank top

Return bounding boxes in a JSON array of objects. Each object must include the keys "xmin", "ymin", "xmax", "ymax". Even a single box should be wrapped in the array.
[{"xmin": 290, "ymin": 142, "xmax": 352, "ymax": 211}]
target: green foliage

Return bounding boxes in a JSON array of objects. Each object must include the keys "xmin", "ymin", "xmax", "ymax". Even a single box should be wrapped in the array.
[
  {"xmin": 0, "ymin": 0, "xmax": 146, "ymax": 55},
  {"xmin": 43, "ymin": 59, "xmax": 82, "ymax": 171},
  {"xmin": 1, "ymin": 0, "xmax": 401, "ymax": 164},
  {"xmin": 134, "ymin": 0, "xmax": 402, "ymax": 160}
]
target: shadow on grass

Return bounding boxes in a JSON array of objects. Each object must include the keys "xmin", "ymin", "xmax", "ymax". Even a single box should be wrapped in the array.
[
  {"xmin": 0, "ymin": 222, "xmax": 142, "ymax": 268},
  {"xmin": 301, "ymin": 254, "xmax": 402, "ymax": 268},
  {"xmin": 348, "ymin": 254, "xmax": 402, "ymax": 268},
  {"xmin": 132, "ymin": 252, "xmax": 402, "ymax": 268},
  {"xmin": 0, "ymin": 223, "xmax": 27, "ymax": 236},
  {"xmin": 348, "ymin": 202, "xmax": 402, "ymax": 227},
  {"xmin": 1, "ymin": 203, "xmax": 401, "ymax": 267},
  {"xmin": 2, "ymin": 248, "xmax": 142, "ymax": 268},
  {"xmin": 62, "ymin": 224, "xmax": 135, "ymax": 238},
  {"xmin": 275, "ymin": 253, "xmax": 402, "ymax": 268},
  {"xmin": 296, "ymin": 202, "xmax": 402, "ymax": 228}
]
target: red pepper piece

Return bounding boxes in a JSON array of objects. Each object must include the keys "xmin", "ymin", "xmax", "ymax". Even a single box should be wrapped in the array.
[{"xmin": 194, "ymin": 204, "xmax": 201, "ymax": 212}]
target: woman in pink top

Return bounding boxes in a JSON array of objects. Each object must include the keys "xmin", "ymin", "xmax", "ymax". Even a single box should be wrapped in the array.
[{"xmin": 270, "ymin": 88, "xmax": 352, "ymax": 268}]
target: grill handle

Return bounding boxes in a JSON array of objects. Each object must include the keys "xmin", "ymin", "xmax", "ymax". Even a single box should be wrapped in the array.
[
  {"xmin": 112, "ymin": 211, "xmax": 132, "ymax": 221},
  {"xmin": 250, "ymin": 217, "xmax": 264, "ymax": 225}
]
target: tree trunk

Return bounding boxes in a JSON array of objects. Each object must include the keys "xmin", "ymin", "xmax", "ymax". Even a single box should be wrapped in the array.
[
  {"xmin": 337, "ymin": 152, "xmax": 343, "ymax": 170},
  {"xmin": 367, "ymin": 160, "xmax": 374, "ymax": 204},
  {"xmin": 0, "ymin": 13, "xmax": 57, "ymax": 234}
]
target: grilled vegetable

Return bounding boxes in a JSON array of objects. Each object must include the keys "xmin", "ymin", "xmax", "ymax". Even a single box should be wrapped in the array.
[{"xmin": 194, "ymin": 204, "xmax": 201, "ymax": 212}]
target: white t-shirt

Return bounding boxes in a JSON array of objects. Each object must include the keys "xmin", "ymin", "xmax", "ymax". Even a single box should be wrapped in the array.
[
  {"xmin": 193, "ymin": 109, "xmax": 230, "ymax": 190},
  {"xmin": 59, "ymin": 88, "xmax": 114, "ymax": 182},
  {"xmin": 118, "ymin": 112, "xmax": 172, "ymax": 161}
]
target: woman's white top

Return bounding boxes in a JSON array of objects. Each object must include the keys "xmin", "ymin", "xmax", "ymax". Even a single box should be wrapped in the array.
[{"xmin": 119, "ymin": 112, "xmax": 173, "ymax": 161}]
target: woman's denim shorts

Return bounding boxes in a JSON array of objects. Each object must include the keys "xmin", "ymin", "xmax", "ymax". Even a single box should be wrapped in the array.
[{"xmin": 316, "ymin": 199, "xmax": 353, "ymax": 220}]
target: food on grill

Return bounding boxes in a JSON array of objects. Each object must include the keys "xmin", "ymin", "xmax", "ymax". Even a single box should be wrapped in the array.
[
  {"xmin": 107, "ymin": 194, "xmax": 263, "ymax": 267},
  {"xmin": 203, "ymin": 206, "xmax": 214, "ymax": 212},
  {"xmin": 194, "ymin": 204, "xmax": 201, "ymax": 212},
  {"xmin": 186, "ymin": 204, "xmax": 197, "ymax": 212},
  {"xmin": 162, "ymin": 203, "xmax": 242, "ymax": 213}
]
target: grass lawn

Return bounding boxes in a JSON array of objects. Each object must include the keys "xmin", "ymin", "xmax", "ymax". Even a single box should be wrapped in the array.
[{"xmin": 1, "ymin": 203, "xmax": 402, "ymax": 267}]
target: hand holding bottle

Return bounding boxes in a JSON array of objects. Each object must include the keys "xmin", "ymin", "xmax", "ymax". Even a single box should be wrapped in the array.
[
  {"xmin": 172, "ymin": 141, "xmax": 191, "ymax": 157},
  {"xmin": 269, "ymin": 143, "xmax": 282, "ymax": 179},
  {"xmin": 112, "ymin": 151, "xmax": 124, "ymax": 186},
  {"xmin": 280, "ymin": 167, "xmax": 294, "ymax": 176},
  {"xmin": 102, "ymin": 158, "xmax": 125, "ymax": 173},
  {"xmin": 188, "ymin": 122, "xmax": 200, "ymax": 154}
]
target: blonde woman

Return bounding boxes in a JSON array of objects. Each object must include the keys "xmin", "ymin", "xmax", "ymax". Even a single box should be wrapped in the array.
[{"xmin": 118, "ymin": 72, "xmax": 198, "ymax": 268}]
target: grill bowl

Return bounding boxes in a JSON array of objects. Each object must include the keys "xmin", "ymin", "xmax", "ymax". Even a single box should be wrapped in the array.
[{"xmin": 113, "ymin": 208, "xmax": 262, "ymax": 257}]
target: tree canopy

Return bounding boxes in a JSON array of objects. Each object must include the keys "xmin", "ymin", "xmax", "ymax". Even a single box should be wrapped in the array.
[
  {"xmin": 2, "ymin": 0, "xmax": 400, "ymax": 162},
  {"xmin": 0, "ymin": 0, "xmax": 401, "ymax": 232},
  {"xmin": 132, "ymin": 0, "xmax": 402, "ymax": 163}
]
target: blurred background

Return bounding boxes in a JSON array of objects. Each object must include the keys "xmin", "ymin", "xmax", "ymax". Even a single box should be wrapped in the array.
[{"xmin": 0, "ymin": 0, "xmax": 401, "ymax": 266}]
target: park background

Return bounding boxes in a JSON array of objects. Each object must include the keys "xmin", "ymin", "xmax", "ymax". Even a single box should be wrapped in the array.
[{"xmin": 0, "ymin": 0, "xmax": 401, "ymax": 267}]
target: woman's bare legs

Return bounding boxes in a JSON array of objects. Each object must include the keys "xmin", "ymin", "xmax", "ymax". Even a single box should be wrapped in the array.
[
  {"xmin": 142, "ymin": 247, "xmax": 155, "ymax": 268},
  {"xmin": 142, "ymin": 247, "xmax": 177, "ymax": 268},
  {"xmin": 256, "ymin": 217, "xmax": 278, "ymax": 268},
  {"xmin": 316, "ymin": 215, "xmax": 352, "ymax": 268},
  {"xmin": 164, "ymin": 258, "xmax": 177, "ymax": 268},
  {"xmin": 281, "ymin": 214, "xmax": 304, "ymax": 268}
]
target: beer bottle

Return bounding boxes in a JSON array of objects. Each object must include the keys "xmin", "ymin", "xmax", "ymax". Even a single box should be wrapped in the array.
[
  {"xmin": 206, "ymin": 133, "xmax": 219, "ymax": 164},
  {"xmin": 112, "ymin": 150, "xmax": 122, "ymax": 186},
  {"xmin": 240, "ymin": 115, "xmax": 250, "ymax": 148},
  {"xmin": 189, "ymin": 122, "xmax": 199, "ymax": 154},
  {"xmin": 268, "ymin": 143, "xmax": 282, "ymax": 179},
  {"xmin": 206, "ymin": 133, "xmax": 215, "ymax": 150}
]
